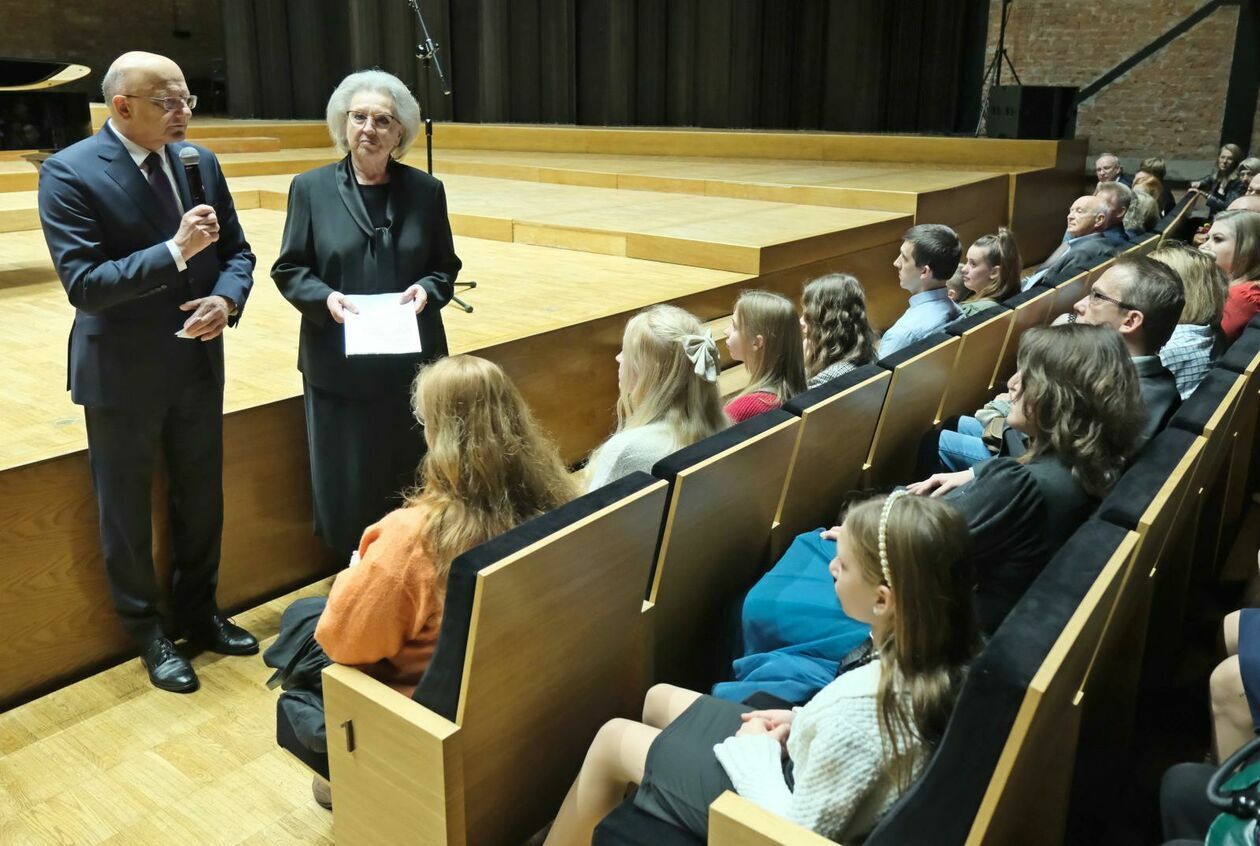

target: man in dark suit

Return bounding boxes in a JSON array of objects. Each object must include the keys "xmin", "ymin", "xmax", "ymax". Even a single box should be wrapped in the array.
[
  {"xmin": 1024, "ymin": 195, "xmax": 1122, "ymax": 288},
  {"xmin": 37, "ymin": 51, "xmax": 258, "ymax": 693},
  {"xmin": 1073, "ymin": 254, "xmax": 1183, "ymax": 444},
  {"xmin": 1095, "ymin": 152, "xmax": 1132, "ymax": 188}
]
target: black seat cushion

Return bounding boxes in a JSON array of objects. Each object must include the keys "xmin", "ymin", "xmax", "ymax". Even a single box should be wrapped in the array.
[
  {"xmin": 946, "ymin": 306, "xmax": 1013, "ymax": 337},
  {"xmin": 412, "ymin": 471, "xmax": 663, "ymax": 720},
  {"xmin": 783, "ymin": 363, "xmax": 886, "ymax": 415},
  {"xmin": 1219, "ymin": 327, "xmax": 1260, "ymax": 374},
  {"xmin": 1169, "ymin": 367, "xmax": 1239, "ymax": 436},
  {"xmin": 1096, "ymin": 428, "xmax": 1198, "ymax": 530},
  {"xmin": 876, "ymin": 331, "xmax": 953, "ymax": 370},
  {"xmin": 866, "ymin": 519, "xmax": 1130, "ymax": 844},
  {"xmin": 999, "ymin": 284, "xmax": 1054, "ymax": 309}
]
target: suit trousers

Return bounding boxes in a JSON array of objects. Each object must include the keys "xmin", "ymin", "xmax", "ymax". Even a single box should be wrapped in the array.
[{"xmin": 83, "ymin": 373, "xmax": 224, "ymax": 643}]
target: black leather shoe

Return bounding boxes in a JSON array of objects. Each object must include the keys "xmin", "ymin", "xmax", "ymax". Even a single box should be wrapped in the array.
[
  {"xmin": 141, "ymin": 637, "xmax": 199, "ymax": 693},
  {"xmin": 185, "ymin": 614, "xmax": 259, "ymax": 656}
]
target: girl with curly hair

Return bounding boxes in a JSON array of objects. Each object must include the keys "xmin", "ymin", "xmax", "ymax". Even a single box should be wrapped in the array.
[{"xmin": 799, "ymin": 274, "xmax": 878, "ymax": 388}]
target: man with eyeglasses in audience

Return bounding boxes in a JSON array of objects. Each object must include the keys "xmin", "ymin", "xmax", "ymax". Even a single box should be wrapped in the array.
[
  {"xmin": 37, "ymin": 51, "xmax": 257, "ymax": 693},
  {"xmin": 1095, "ymin": 152, "xmax": 1132, "ymax": 188},
  {"xmin": 1023, "ymin": 195, "xmax": 1122, "ymax": 289}
]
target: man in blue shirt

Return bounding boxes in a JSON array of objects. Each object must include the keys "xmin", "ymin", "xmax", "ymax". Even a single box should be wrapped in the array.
[{"xmin": 878, "ymin": 224, "xmax": 962, "ymax": 357}]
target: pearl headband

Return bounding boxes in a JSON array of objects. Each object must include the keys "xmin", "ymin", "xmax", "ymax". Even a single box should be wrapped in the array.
[{"xmin": 878, "ymin": 490, "xmax": 910, "ymax": 588}]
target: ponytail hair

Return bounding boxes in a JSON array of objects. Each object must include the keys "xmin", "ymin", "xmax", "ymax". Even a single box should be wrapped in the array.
[{"xmin": 965, "ymin": 227, "xmax": 1022, "ymax": 303}]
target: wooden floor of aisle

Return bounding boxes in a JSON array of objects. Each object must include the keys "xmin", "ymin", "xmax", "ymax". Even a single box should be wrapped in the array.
[{"xmin": 0, "ymin": 580, "xmax": 335, "ymax": 846}]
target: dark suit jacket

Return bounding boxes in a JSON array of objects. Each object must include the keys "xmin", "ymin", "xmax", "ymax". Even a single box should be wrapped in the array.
[
  {"xmin": 37, "ymin": 124, "xmax": 255, "ymax": 408},
  {"xmin": 1135, "ymin": 355, "xmax": 1180, "ymax": 445},
  {"xmin": 1039, "ymin": 232, "xmax": 1122, "ymax": 287},
  {"xmin": 271, "ymin": 157, "xmax": 461, "ymax": 398}
]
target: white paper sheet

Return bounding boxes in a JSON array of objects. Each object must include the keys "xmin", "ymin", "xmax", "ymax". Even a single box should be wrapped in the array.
[{"xmin": 342, "ymin": 293, "xmax": 422, "ymax": 356}]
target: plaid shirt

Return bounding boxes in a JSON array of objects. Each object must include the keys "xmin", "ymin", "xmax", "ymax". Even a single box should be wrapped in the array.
[{"xmin": 1159, "ymin": 323, "xmax": 1216, "ymax": 399}]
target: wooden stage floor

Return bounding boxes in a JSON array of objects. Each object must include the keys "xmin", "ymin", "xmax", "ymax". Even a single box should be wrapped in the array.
[{"xmin": 0, "ymin": 122, "xmax": 1084, "ymax": 709}]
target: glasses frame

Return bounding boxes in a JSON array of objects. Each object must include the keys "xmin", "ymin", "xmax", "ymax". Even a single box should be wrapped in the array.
[
  {"xmin": 1087, "ymin": 286, "xmax": 1137, "ymax": 311},
  {"xmin": 122, "ymin": 94, "xmax": 197, "ymax": 112},
  {"xmin": 346, "ymin": 111, "xmax": 398, "ymax": 131}
]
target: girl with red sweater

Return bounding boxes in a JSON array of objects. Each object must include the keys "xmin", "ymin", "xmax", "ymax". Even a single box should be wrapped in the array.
[{"xmin": 723, "ymin": 290, "xmax": 807, "ymax": 423}]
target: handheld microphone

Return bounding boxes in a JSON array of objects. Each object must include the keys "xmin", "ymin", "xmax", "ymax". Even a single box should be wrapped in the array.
[{"xmin": 178, "ymin": 146, "xmax": 206, "ymax": 207}]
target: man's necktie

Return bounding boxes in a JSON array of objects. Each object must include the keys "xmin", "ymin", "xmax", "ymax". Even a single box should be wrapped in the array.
[{"xmin": 143, "ymin": 152, "xmax": 181, "ymax": 227}]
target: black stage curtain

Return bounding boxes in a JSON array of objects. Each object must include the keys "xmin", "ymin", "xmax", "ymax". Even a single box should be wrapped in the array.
[{"xmin": 223, "ymin": 0, "xmax": 987, "ymax": 134}]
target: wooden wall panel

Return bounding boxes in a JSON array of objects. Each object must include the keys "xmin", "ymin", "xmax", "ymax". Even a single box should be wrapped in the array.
[{"xmin": 222, "ymin": 0, "xmax": 982, "ymax": 133}]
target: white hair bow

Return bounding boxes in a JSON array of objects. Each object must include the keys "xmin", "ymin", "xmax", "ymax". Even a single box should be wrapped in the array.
[{"xmin": 680, "ymin": 333, "xmax": 719, "ymax": 383}]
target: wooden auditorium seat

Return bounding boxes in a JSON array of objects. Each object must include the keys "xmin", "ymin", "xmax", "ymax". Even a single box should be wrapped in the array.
[
  {"xmin": 864, "ymin": 333, "xmax": 960, "ymax": 488},
  {"xmin": 1215, "ymin": 321, "xmax": 1260, "ymax": 579},
  {"xmin": 1048, "ymin": 269, "xmax": 1089, "ymax": 323},
  {"xmin": 992, "ymin": 286, "xmax": 1055, "ymax": 384},
  {"xmin": 646, "ymin": 411, "xmax": 800, "ymax": 688},
  {"xmin": 772, "ymin": 364, "xmax": 891, "ymax": 555},
  {"xmin": 936, "ymin": 307, "xmax": 1015, "ymax": 422},
  {"xmin": 313, "ymin": 472, "xmax": 669, "ymax": 846}
]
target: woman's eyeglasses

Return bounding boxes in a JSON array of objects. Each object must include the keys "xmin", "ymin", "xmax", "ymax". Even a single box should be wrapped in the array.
[{"xmin": 347, "ymin": 111, "xmax": 397, "ymax": 130}]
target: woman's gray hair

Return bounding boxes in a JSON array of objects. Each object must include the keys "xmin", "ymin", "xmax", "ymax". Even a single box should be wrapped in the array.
[{"xmin": 325, "ymin": 69, "xmax": 421, "ymax": 159}]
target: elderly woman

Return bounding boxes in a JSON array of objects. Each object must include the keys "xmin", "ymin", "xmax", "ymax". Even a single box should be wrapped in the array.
[{"xmin": 272, "ymin": 69, "xmax": 462, "ymax": 559}]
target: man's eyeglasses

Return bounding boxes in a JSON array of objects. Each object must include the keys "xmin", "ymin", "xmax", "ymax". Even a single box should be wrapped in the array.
[
  {"xmin": 1088, "ymin": 287, "xmax": 1137, "ymax": 311},
  {"xmin": 123, "ymin": 94, "xmax": 197, "ymax": 112},
  {"xmin": 347, "ymin": 111, "xmax": 397, "ymax": 130}
]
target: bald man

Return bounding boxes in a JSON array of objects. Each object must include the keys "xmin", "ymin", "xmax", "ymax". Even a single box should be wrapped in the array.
[
  {"xmin": 38, "ymin": 52, "xmax": 257, "ymax": 693},
  {"xmin": 1024, "ymin": 195, "xmax": 1123, "ymax": 288},
  {"xmin": 1229, "ymin": 194, "xmax": 1260, "ymax": 213}
]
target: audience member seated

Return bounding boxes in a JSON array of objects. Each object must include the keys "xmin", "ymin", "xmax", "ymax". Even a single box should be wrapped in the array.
[
  {"xmin": 265, "ymin": 355, "xmax": 578, "ymax": 808},
  {"xmin": 1233, "ymin": 195, "xmax": 1260, "ymax": 213},
  {"xmin": 1023, "ymin": 195, "xmax": 1121, "ymax": 289},
  {"xmin": 1135, "ymin": 156, "xmax": 1174, "ymax": 215},
  {"xmin": 1248, "ymin": 172, "xmax": 1260, "ymax": 197},
  {"xmin": 1205, "ymin": 156, "xmax": 1258, "ymax": 216},
  {"xmin": 799, "ymin": 274, "xmax": 878, "ymax": 389},
  {"xmin": 1191, "ymin": 143, "xmax": 1246, "ymax": 217},
  {"xmin": 542, "ymin": 493, "xmax": 979, "ymax": 845},
  {"xmin": 955, "ymin": 227, "xmax": 1022, "ymax": 317},
  {"xmin": 1150, "ymin": 245, "xmax": 1228, "ymax": 398},
  {"xmin": 1095, "ymin": 151, "xmax": 1131, "ymax": 188},
  {"xmin": 878, "ymin": 224, "xmax": 962, "ymax": 356},
  {"xmin": 585, "ymin": 305, "xmax": 726, "ymax": 490},
  {"xmin": 1125, "ymin": 190, "xmax": 1160, "ymax": 237},
  {"xmin": 1096, "ymin": 180, "xmax": 1139, "ymax": 246},
  {"xmin": 723, "ymin": 290, "xmax": 807, "ymax": 422},
  {"xmin": 945, "ymin": 263, "xmax": 969, "ymax": 305},
  {"xmin": 907, "ymin": 325, "xmax": 1143, "ymax": 634},
  {"xmin": 1200, "ymin": 209, "xmax": 1260, "ymax": 341},
  {"xmin": 937, "ymin": 254, "xmax": 1184, "ymax": 476}
]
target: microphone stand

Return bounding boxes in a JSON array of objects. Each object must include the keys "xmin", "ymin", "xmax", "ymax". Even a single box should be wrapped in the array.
[{"xmin": 406, "ymin": 0, "xmax": 475, "ymax": 313}]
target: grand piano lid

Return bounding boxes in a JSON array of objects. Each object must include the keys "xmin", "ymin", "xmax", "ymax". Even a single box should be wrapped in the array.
[{"xmin": 0, "ymin": 59, "xmax": 91, "ymax": 91}]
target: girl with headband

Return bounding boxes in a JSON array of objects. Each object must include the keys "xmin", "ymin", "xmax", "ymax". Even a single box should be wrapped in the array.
[
  {"xmin": 542, "ymin": 492, "xmax": 978, "ymax": 844},
  {"xmin": 584, "ymin": 304, "xmax": 727, "ymax": 491}
]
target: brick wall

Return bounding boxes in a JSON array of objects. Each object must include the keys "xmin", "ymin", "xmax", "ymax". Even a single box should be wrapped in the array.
[
  {"xmin": 984, "ymin": 0, "xmax": 1246, "ymax": 168},
  {"xmin": 0, "ymin": 0, "xmax": 223, "ymax": 100}
]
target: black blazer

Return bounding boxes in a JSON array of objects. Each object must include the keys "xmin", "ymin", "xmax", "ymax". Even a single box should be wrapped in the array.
[
  {"xmin": 37, "ymin": 125, "xmax": 255, "ymax": 408},
  {"xmin": 1039, "ymin": 232, "xmax": 1122, "ymax": 287},
  {"xmin": 272, "ymin": 158, "xmax": 461, "ymax": 398},
  {"xmin": 1134, "ymin": 355, "xmax": 1180, "ymax": 445}
]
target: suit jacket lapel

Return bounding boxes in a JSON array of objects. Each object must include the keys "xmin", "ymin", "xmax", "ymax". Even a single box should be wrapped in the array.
[
  {"xmin": 98, "ymin": 127, "xmax": 175, "ymax": 240},
  {"xmin": 336, "ymin": 156, "xmax": 375, "ymax": 239}
]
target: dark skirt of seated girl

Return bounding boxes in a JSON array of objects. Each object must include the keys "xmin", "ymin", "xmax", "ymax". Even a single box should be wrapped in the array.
[{"xmin": 541, "ymin": 492, "xmax": 979, "ymax": 845}]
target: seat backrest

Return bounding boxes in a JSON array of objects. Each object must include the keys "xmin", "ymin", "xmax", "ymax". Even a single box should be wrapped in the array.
[
  {"xmin": 993, "ymin": 286, "xmax": 1055, "ymax": 384},
  {"xmin": 1170, "ymin": 367, "xmax": 1248, "ymax": 492},
  {"xmin": 775, "ymin": 365, "xmax": 891, "ymax": 546},
  {"xmin": 938, "ymin": 309, "xmax": 1015, "ymax": 421},
  {"xmin": 1049, "ymin": 270, "xmax": 1088, "ymax": 323},
  {"xmin": 648, "ymin": 410, "xmax": 801, "ymax": 687},
  {"xmin": 865, "ymin": 520, "xmax": 1135, "ymax": 846},
  {"xmin": 866, "ymin": 333, "xmax": 960, "ymax": 487},
  {"xmin": 413, "ymin": 472, "xmax": 670, "ymax": 846}
]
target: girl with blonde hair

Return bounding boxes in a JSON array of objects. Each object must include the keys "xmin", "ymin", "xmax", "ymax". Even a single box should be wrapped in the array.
[
  {"xmin": 800, "ymin": 274, "xmax": 878, "ymax": 388},
  {"xmin": 1200, "ymin": 209, "xmax": 1260, "ymax": 340},
  {"xmin": 908, "ymin": 324, "xmax": 1143, "ymax": 632},
  {"xmin": 956, "ymin": 227, "xmax": 1022, "ymax": 317},
  {"xmin": 585, "ymin": 305, "xmax": 726, "ymax": 490},
  {"xmin": 1151, "ymin": 245, "xmax": 1228, "ymax": 398},
  {"xmin": 543, "ymin": 492, "xmax": 978, "ymax": 844},
  {"xmin": 724, "ymin": 290, "xmax": 807, "ymax": 422},
  {"xmin": 273, "ymin": 355, "xmax": 577, "ymax": 808}
]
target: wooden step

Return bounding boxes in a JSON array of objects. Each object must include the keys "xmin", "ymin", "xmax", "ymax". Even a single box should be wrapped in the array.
[{"xmin": 195, "ymin": 136, "xmax": 283, "ymax": 154}]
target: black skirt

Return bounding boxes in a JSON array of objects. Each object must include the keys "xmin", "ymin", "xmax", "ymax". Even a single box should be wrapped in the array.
[
  {"xmin": 302, "ymin": 380, "xmax": 425, "ymax": 559},
  {"xmin": 633, "ymin": 694, "xmax": 793, "ymax": 837}
]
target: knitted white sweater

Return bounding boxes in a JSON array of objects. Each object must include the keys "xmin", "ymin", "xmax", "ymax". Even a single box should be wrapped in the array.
[
  {"xmin": 585, "ymin": 422, "xmax": 677, "ymax": 491},
  {"xmin": 713, "ymin": 660, "xmax": 920, "ymax": 841}
]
